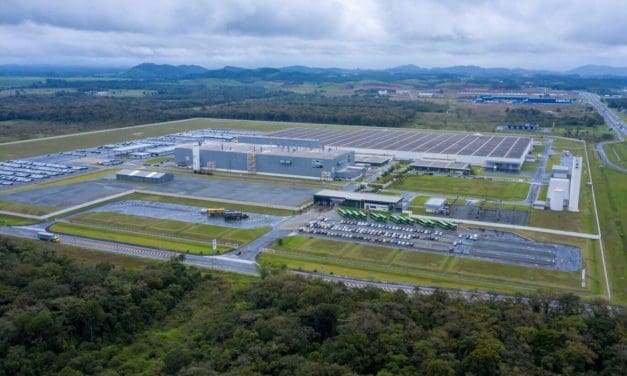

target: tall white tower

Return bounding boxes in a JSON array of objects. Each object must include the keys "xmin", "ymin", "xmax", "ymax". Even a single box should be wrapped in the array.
[{"xmin": 192, "ymin": 141, "xmax": 201, "ymax": 172}]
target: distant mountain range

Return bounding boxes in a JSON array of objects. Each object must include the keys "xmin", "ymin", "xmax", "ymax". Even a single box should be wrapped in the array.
[
  {"xmin": 120, "ymin": 63, "xmax": 627, "ymax": 80},
  {"xmin": 1, "ymin": 62, "xmax": 626, "ymax": 79},
  {"xmin": 565, "ymin": 65, "xmax": 627, "ymax": 77}
]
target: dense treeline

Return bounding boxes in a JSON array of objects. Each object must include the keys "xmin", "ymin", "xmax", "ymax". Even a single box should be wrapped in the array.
[
  {"xmin": 193, "ymin": 96, "xmax": 444, "ymax": 127},
  {"xmin": 0, "ymin": 237, "xmax": 200, "ymax": 375},
  {"xmin": 1, "ymin": 237, "xmax": 625, "ymax": 375},
  {"xmin": 0, "ymin": 91, "xmax": 445, "ymax": 138},
  {"xmin": 504, "ymin": 107, "xmax": 604, "ymax": 127},
  {"xmin": 604, "ymin": 98, "xmax": 627, "ymax": 110}
]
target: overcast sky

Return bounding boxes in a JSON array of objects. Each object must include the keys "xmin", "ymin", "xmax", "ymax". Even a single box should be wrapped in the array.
[{"xmin": 0, "ymin": 0, "xmax": 625, "ymax": 70}]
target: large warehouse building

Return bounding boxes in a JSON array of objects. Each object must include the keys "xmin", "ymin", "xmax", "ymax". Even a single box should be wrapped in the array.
[
  {"xmin": 261, "ymin": 128, "xmax": 532, "ymax": 171},
  {"xmin": 175, "ymin": 141, "xmax": 358, "ymax": 180}
]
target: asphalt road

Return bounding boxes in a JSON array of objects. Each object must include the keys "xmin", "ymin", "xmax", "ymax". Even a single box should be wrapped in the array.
[
  {"xmin": 580, "ymin": 91, "xmax": 626, "ymax": 142},
  {"xmin": 0, "ymin": 224, "xmax": 259, "ymax": 275}
]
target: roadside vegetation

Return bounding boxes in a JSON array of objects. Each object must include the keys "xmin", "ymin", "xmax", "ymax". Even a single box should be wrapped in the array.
[{"xmin": 1, "ymin": 236, "xmax": 624, "ymax": 375}]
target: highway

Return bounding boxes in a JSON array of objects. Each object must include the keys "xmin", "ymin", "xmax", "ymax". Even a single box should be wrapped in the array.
[{"xmin": 580, "ymin": 91, "xmax": 626, "ymax": 142}]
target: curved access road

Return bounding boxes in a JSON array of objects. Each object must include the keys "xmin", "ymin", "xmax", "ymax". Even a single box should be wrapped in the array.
[{"xmin": 596, "ymin": 141, "xmax": 627, "ymax": 174}]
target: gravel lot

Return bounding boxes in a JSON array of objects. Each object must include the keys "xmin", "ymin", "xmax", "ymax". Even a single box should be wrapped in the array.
[{"xmin": 89, "ymin": 199, "xmax": 288, "ymax": 229}]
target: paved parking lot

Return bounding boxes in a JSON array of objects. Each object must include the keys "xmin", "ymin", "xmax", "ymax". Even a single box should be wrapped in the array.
[
  {"xmin": 89, "ymin": 200, "xmax": 287, "ymax": 229},
  {"xmin": 300, "ymin": 218, "xmax": 580, "ymax": 271},
  {"xmin": 0, "ymin": 174, "xmax": 314, "ymax": 209}
]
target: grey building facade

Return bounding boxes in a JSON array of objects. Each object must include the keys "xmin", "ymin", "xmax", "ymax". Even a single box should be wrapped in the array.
[{"xmin": 175, "ymin": 142, "xmax": 356, "ymax": 180}]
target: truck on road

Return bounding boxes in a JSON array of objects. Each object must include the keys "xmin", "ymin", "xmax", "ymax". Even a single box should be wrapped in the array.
[{"xmin": 37, "ymin": 231, "xmax": 60, "ymax": 242}]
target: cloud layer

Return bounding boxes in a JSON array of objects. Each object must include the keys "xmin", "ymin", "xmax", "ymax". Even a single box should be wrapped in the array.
[{"xmin": 0, "ymin": 0, "xmax": 625, "ymax": 69}]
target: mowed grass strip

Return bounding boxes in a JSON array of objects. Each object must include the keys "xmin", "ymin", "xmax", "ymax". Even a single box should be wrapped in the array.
[
  {"xmin": 0, "ymin": 213, "xmax": 39, "ymax": 226},
  {"xmin": 588, "ymin": 144, "xmax": 627, "ymax": 305},
  {"xmin": 66, "ymin": 211, "xmax": 270, "ymax": 249},
  {"xmin": 391, "ymin": 175, "xmax": 529, "ymax": 201},
  {"xmin": 50, "ymin": 222, "xmax": 231, "ymax": 255},
  {"xmin": 0, "ymin": 200, "xmax": 55, "ymax": 216},
  {"xmin": 262, "ymin": 236, "xmax": 587, "ymax": 296}
]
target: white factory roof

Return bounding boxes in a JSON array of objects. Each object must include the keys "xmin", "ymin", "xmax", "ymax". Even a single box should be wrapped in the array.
[
  {"xmin": 552, "ymin": 165, "xmax": 570, "ymax": 172},
  {"xmin": 145, "ymin": 145, "xmax": 177, "ymax": 153},
  {"xmin": 117, "ymin": 169, "xmax": 168, "ymax": 179},
  {"xmin": 181, "ymin": 141, "xmax": 350, "ymax": 159},
  {"xmin": 315, "ymin": 189, "xmax": 403, "ymax": 204},
  {"xmin": 425, "ymin": 197, "xmax": 447, "ymax": 207},
  {"xmin": 548, "ymin": 177, "xmax": 570, "ymax": 192}
]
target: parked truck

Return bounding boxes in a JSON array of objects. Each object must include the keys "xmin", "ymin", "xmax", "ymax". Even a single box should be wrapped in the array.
[
  {"xmin": 37, "ymin": 231, "xmax": 60, "ymax": 242},
  {"xmin": 223, "ymin": 210, "xmax": 249, "ymax": 221},
  {"xmin": 200, "ymin": 208, "xmax": 226, "ymax": 216}
]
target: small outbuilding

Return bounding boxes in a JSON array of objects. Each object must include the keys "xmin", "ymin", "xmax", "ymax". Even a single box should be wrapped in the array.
[
  {"xmin": 116, "ymin": 169, "xmax": 173, "ymax": 184},
  {"xmin": 424, "ymin": 197, "xmax": 447, "ymax": 213}
]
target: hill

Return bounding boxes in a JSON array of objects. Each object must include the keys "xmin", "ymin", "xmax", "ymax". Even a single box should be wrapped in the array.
[
  {"xmin": 568, "ymin": 65, "xmax": 627, "ymax": 77},
  {"xmin": 124, "ymin": 63, "xmax": 208, "ymax": 79}
]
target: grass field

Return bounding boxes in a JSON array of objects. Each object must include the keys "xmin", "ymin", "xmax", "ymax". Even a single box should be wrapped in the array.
[
  {"xmin": 587, "ymin": 144, "xmax": 627, "ymax": 305},
  {"xmin": 0, "ymin": 214, "xmax": 38, "ymax": 226},
  {"xmin": 63, "ymin": 211, "xmax": 269, "ymax": 251},
  {"xmin": 0, "ymin": 200, "xmax": 54, "ymax": 216},
  {"xmin": 538, "ymin": 185, "xmax": 548, "ymax": 200},
  {"xmin": 603, "ymin": 142, "xmax": 627, "ymax": 169},
  {"xmin": 260, "ymin": 236, "xmax": 591, "ymax": 296},
  {"xmin": 390, "ymin": 175, "xmax": 529, "ymax": 201},
  {"xmin": 143, "ymin": 155, "xmax": 174, "ymax": 165},
  {"xmin": 50, "ymin": 222, "xmax": 233, "ymax": 255}
]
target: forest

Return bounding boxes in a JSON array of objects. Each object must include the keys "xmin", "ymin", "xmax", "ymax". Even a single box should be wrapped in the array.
[{"xmin": 1, "ymin": 237, "xmax": 625, "ymax": 376}]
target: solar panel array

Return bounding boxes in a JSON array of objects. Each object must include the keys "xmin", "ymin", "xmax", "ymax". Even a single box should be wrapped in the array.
[{"xmin": 267, "ymin": 128, "xmax": 531, "ymax": 159}]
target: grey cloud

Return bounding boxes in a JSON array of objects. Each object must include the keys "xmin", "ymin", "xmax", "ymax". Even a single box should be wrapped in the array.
[{"xmin": 0, "ymin": 0, "xmax": 625, "ymax": 69}]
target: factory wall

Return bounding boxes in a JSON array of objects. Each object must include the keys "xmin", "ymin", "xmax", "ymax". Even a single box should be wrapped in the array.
[{"xmin": 175, "ymin": 146, "xmax": 354, "ymax": 179}]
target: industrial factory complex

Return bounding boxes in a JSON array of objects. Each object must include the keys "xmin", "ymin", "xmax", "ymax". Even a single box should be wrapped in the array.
[
  {"xmin": 174, "ymin": 127, "xmax": 533, "ymax": 179},
  {"xmin": 0, "ymin": 117, "xmax": 600, "ymax": 303}
]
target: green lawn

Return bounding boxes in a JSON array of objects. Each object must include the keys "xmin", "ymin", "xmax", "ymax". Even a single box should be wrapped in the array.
[
  {"xmin": 0, "ymin": 214, "xmax": 38, "ymax": 226},
  {"xmin": 64, "ymin": 211, "xmax": 269, "ymax": 249},
  {"xmin": 50, "ymin": 222, "xmax": 231, "ymax": 255},
  {"xmin": 0, "ymin": 200, "xmax": 54, "ymax": 216},
  {"xmin": 603, "ymin": 142, "xmax": 627, "ymax": 169},
  {"xmin": 545, "ymin": 153, "xmax": 562, "ymax": 172},
  {"xmin": 538, "ymin": 185, "xmax": 548, "ymax": 200},
  {"xmin": 260, "ymin": 236, "xmax": 589, "ymax": 297},
  {"xmin": 390, "ymin": 175, "xmax": 529, "ymax": 201},
  {"xmin": 143, "ymin": 155, "xmax": 174, "ymax": 165},
  {"xmin": 588, "ymin": 144, "xmax": 627, "ymax": 305}
]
